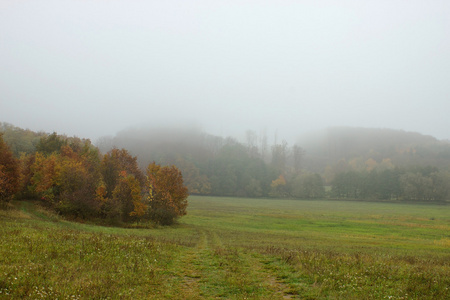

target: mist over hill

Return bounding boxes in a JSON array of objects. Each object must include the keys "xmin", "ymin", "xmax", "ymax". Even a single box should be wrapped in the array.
[
  {"xmin": 3, "ymin": 121, "xmax": 449, "ymax": 175},
  {"xmin": 96, "ymin": 125, "xmax": 450, "ymax": 174},
  {"xmin": 3, "ymin": 121, "xmax": 450, "ymax": 201},
  {"xmin": 298, "ymin": 127, "xmax": 450, "ymax": 172},
  {"xmin": 96, "ymin": 126, "xmax": 221, "ymax": 169}
]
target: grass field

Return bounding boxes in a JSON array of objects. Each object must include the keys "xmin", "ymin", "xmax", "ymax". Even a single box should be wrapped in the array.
[{"xmin": 1, "ymin": 196, "xmax": 449, "ymax": 299}]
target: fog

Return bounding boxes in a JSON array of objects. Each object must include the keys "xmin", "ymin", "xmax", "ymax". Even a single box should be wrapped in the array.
[{"xmin": 1, "ymin": 1, "xmax": 449, "ymax": 143}]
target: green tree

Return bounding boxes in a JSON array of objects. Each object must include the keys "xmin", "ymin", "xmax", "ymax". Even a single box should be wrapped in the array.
[
  {"xmin": 0, "ymin": 122, "xmax": 43, "ymax": 156},
  {"xmin": 400, "ymin": 172, "xmax": 433, "ymax": 201},
  {"xmin": 430, "ymin": 171, "xmax": 450, "ymax": 202},
  {"xmin": 291, "ymin": 173, "xmax": 325, "ymax": 199},
  {"xmin": 36, "ymin": 132, "xmax": 66, "ymax": 155},
  {"xmin": 271, "ymin": 141, "xmax": 287, "ymax": 175},
  {"xmin": 331, "ymin": 171, "xmax": 365, "ymax": 199},
  {"xmin": 376, "ymin": 169, "xmax": 401, "ymax": 200},
  {"xmin": 174, "ymin": 157, "xmax": 211, "ymax": 195},
  {"xmin": 206, "ymin": 142, "xmax": 274, "ymax": 197}
]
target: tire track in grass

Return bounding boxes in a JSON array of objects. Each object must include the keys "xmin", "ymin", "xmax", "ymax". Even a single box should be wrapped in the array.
[
  {"xmin": 166, "ymin": 228, "xmax": 206, "ymax": 299},
  {"xmin": 14, "ymin": 203, "xmax": 297, "ymax": 299},
  {"xmin": 172, "ymin": 226, "xmax": 298, "ymax": 299},
  {"xmin": 244, "ymin": 252, "xmax": 298, "ymax": 299},
  {"xmin": 206, "ymin": 228, "xmax": 299, "ymax": 299}
]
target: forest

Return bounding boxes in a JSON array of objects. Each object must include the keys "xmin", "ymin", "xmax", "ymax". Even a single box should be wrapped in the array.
[
  {"xmin": 0, "ymin": 123, "xmax": 188, "ymax": 225},
  {"xmin": 1, "ymin": 122, "xmax": 450, "ymax": 225}
]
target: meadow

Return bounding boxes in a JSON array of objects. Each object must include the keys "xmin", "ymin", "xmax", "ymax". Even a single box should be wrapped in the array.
[{"xmin": 1, "ymin": 196, "xmax": 449, "ymax": 299}]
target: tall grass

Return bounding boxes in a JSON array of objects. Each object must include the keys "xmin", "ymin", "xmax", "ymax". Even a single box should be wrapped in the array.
[{"xmin": 0, "ymin": 196, "xmax": 449, "ymax": 299}]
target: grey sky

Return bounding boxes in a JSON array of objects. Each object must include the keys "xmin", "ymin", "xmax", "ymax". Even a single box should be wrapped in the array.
[{"xmin": 1, "ymin": 0, "xmax": 449, "ymax": 143}]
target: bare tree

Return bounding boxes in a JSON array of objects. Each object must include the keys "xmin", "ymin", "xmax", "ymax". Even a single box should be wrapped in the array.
[
  {"xmin": 245, "ymin": 130, "xmax": 259, "ymax": 158},
  {"xmin": 292, "ymin": 144, "xmax": 305, "ymax": 175}
]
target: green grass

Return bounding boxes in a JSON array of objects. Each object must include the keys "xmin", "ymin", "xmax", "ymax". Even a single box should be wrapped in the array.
[{"xmin": 1, "ymin": 196, "xmax": 449, "ymax": 299}]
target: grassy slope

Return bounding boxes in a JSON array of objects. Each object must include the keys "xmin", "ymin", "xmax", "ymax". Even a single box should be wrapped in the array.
[{"xmin": 1, "ymin": 196, "xmax": 449, "ymax": 299}]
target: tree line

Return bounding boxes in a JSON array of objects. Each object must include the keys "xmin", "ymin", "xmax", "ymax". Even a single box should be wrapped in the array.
[
  {"xmin": 331, "ymin": 167, "xmax": 450, "ymax": 202},
  {"xmin": 2, "ymin": 123, "xmax": 450, "ymax": 207},
  {"xmin": 96, "ymin": 127, "xmax": 325, "ymax": 199},
  {"xmin": 0, "ymin": 132, "xmax": 188, "ymax": 225}
]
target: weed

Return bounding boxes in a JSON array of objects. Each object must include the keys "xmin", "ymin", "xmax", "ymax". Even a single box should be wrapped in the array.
[{"xmin": 0, "ymin": 197, "xmax": 448, "ymax": 299}]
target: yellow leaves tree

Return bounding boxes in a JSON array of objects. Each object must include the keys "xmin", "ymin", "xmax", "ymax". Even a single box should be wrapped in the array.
[
  {"xmin": 30, "ymin": 143, "xmax": 102, "ymax": 217},
  {"xmin": 95, "ymin": 179, "xmax": 108, "ymax": 204},
  {"xmin": 269, "ymin": 174, "xmax": 287, "ymax": 198},
  {"xmin": 365, "ymin": 158, "xmax": 377, "ymax": 171},
  {"xmin": 146, "ymin": 162, "xmax": 189, "ymax": 225},
  {"xmin": 110, "ymin": 171, "xmax": 145, "ymax": 223},
  {"xmin": 31, "ymin": 152, "xmax": 59, "ymax": 203}
]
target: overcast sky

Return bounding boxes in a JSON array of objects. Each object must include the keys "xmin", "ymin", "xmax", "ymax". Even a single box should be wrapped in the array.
[{"xmin": 1, "ymin": 0, "xmax": 449, "ymax": 143}]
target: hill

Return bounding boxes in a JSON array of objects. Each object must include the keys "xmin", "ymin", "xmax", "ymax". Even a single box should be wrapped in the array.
[
  {"xmin": 298, "ymin": 127, "xmax": 450, "ymax": 173},
  {"xmin": 3, "ymin": 122, "xmax": 450, "ymax": 200}
]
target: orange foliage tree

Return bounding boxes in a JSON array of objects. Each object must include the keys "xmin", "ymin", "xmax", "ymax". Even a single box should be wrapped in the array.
[
  {"xmin": 30, "ymin": 141, "xmax": 103, "ymax": 217},
  {"xmin": 0, "ymin": 134, "xmax": 20, "ymax": 204},
  {"xmin": 101, "ymin": 148, "xmax": 144, "ymax": 198},
  {"xmin": 146, "ymin": 162, "xmax": 189, "ymax": 225}
]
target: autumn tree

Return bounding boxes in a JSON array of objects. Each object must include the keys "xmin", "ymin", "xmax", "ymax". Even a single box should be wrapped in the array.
[
  {"xmin": 29, "ymin": 144, "xmax": 102, "ymax": 217},
  {"xmin": 101, "ymin": 148, "xmax": 144, "ymax": 198},
  {"xmin": 30, "ymin": 152, "xmax": 59, "ymax": 203},
  {"xmin": 146, "ymin": 162, "xmax": 189, "ymax": 225},
  {"xmin": 107, "ymin": 171, "xmax": 146, "ymax": 223},
  {"xmin": 269, "ymin": 174, "xmax": 287, "ymax": 198},
  {"xmin": 17, "ymin": 153, "xmax": 37, "ymax": 198},
  {"xmin": 56, "ymin": 145, "xmax": 102, "ymax": 217},
  {"xmin": 0, "ymin": 134, "xmax": 20, "ymax": 205}
]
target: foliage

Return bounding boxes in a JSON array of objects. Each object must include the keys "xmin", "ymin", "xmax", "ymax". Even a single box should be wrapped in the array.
[
  {"xmin": 205, "ymin": 142, "xmax": 275, "ymax": 197},
  {"xmin": 101, "ymin": 148, "xmax": 144, "ymax": 198},
  {"xmin": 174, "ymin": 157, "xmax": 211, "ymax": 195},
  {"xmin": 0, "ymin": 134, "xmax": 20, "ymax": 204},
  {"xmin": 269, "ymin": 174, "xmax": 287, "ymax": 198},
  {"xmin": 290, "ymin": 172, "xmax": 325, "ymax": 199},
  {"xmin": 0, "ymin": 122, "xmax": 45, "ymax": 156},
  {"xmin": 29, "ymin": 143, "xmax": 102, "ymax": 217},
  {"xmin": 35, "ymin": 132, "xmax": 67, "ymax": 155},
  {"xmin": 17, "ymin": 153, "xmax": 37, "ymax": 198},
  {"xmin": 331, "ymin": 167, "xmax": 450, "ymax": 202},
  {"xmin": 110, "ymin": 171, "xmax": 146, "ymax": 223},
  {"xmin": 146, "ymin": 162, "xmax": 189, "ymax": 225},
  {"xmin": 3, "ymin": 122, "xmax": 450, "ymax": 225}
]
